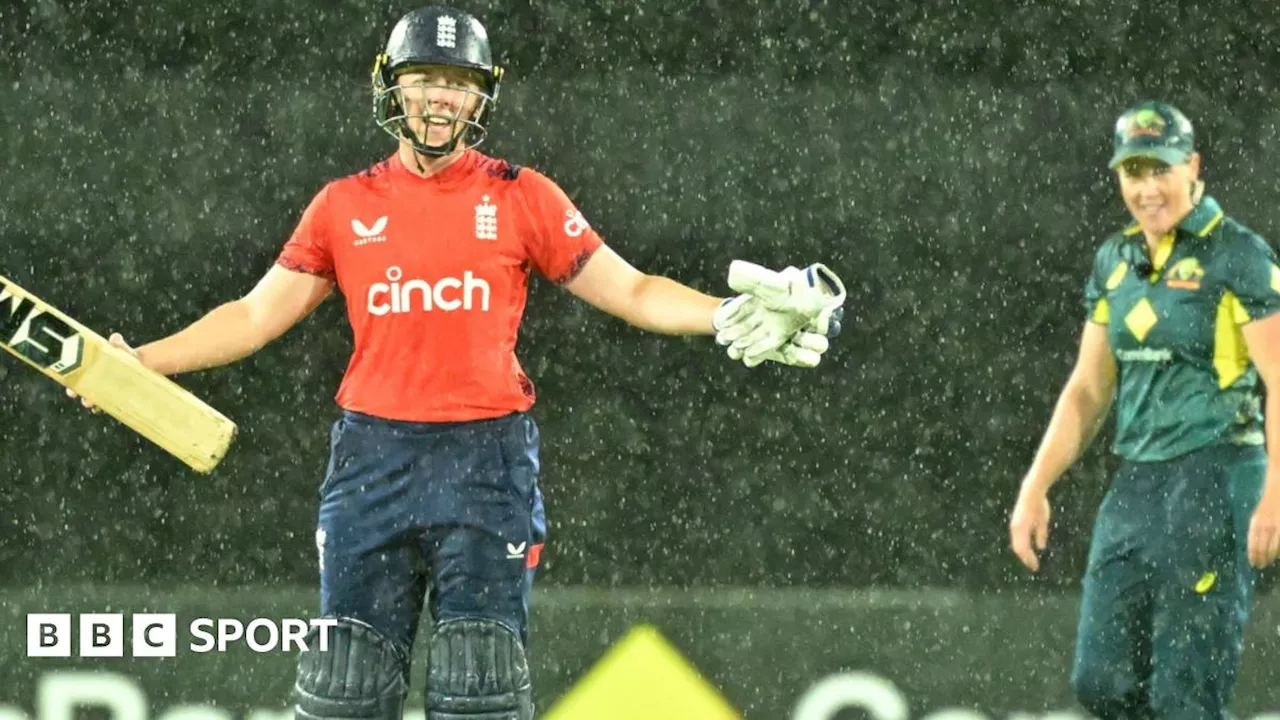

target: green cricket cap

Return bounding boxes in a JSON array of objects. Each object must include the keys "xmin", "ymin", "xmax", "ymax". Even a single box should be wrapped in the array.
[{"xmin": 1108, "ymin": 101, "xmax": 1195, "ymax": 169}]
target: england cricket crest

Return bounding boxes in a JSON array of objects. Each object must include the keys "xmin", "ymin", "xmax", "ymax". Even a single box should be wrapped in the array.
[
  {"xmin": 475, "ymin": 195, "xmax": 498, "ymax": 240},
  {"xmin": 436, "ymin": 15, "xmax": 458, "ymax": 48}
]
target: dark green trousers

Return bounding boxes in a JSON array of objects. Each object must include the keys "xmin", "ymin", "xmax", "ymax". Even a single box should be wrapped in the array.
[{"xmin": 1070, "ymin": 444, "xmax": 1265, "ymax": 719}]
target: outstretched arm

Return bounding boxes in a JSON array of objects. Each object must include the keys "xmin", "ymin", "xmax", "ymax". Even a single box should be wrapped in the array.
[
  {"xmin": 563, "ymin": 245, "xmax": 724, "ymax": 335},
  {"xmin": 138, "ymin": 265, "xmax": 334, "ymax": 376}
]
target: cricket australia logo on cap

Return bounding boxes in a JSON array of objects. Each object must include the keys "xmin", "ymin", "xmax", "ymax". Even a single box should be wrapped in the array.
[
  {"xmin": 1125, "ymin": 108, "xmax": 1167, "ymax": 139},
  {"xmin": 436, "ymin": 15, "xmax": 457, "ymax": 48},
  {"xmin": 475, "ymin": 195, "xmax": 498, "ymax": 240}
]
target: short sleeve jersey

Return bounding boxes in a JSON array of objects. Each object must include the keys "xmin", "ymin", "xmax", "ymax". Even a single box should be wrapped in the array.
[
  {"xmin": 1083, "ymin": 196, "xmax": 1280, "ymax": 461},
  {"xmin": 276, "ymin": 150, "xmax": 604, "ymax": 422}
]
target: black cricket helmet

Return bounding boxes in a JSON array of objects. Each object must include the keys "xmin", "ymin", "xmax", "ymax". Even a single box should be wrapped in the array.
[{"xmin": 372, "ymin": 6, "xmax": 504, "ymax": 156}]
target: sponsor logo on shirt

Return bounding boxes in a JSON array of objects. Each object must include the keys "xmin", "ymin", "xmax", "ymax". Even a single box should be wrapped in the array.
[
  {"xmin": 352, "ymin": 217, "xmax": 388, "ymax": 247},
  {"xmin": 564, "ymin": 209, "xmax": 590, "ymax": 238},
  {"xmin": 1115, "ymin": 347, "xmax": 1173, "ymax": 363},
  {"xmin": 366, "ymin": 266, "xmax": 491, "ymax": 314}
]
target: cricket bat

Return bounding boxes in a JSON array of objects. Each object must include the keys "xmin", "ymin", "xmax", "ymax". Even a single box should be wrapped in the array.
[{"xmin": 0, "ymin": 274, "xmax": 237, "ymax": 473}]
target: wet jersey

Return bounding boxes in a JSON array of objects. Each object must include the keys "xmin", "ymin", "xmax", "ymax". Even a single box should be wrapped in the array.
[
  {"xmin": 276, "ymin": 149, "xmax": 603, "ymax": 422},
  {"xmin": 1084, "ymin": 196, "xmax": 1280, "ymax": 462}
]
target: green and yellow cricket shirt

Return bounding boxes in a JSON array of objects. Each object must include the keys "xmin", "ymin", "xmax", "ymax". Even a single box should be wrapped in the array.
[{"xmin": 1084, "ymin": 196, "xmax": 1280, "ymax": 462}]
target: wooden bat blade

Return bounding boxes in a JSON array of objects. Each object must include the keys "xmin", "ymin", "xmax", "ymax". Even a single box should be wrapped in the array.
[{"xmin": 0, "ymin": 274, "xmax": 237, "ymax": 473}]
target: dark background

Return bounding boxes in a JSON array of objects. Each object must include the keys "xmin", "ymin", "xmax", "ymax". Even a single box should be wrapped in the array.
[{"xmin": 4, "ymin": 0, "xmax": 1280, "ymax": 594}]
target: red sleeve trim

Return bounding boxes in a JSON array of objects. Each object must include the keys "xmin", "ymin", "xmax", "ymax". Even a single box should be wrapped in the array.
[
  {"xmin": 551, "ymin": 247, "xmax": 600, "ymax": 285},
  {"xmin": 275, "ymin": 256, "xmax": 336, "ymax": 281}
]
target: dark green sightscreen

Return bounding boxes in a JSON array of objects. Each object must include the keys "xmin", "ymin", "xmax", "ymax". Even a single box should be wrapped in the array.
[{"xmin": 4, "ymin": 1, "xmax": 1280, "ymax": 593}]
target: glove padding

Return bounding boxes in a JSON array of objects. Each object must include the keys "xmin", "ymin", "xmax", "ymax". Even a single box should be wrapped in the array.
[
  {"xmin": 714, "ymin": 262, "xmax": 846, "ymax": 367},
  {"xmin": 727, "ymin": 307, "xmax": 844, "ymax": 368},
  {"xmin": 728, "ymin": 261, "xmax": 846, "ymax": 335},
  {"xmin": 733, "ymin": 325, "xmax": 830, "ymax": 368}
]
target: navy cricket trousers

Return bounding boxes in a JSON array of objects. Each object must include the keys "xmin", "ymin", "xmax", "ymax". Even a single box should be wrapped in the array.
[
  {"xmin": 1070, "ymin": 444, "xmax": 1265, "ymax": 719},
  {"xmin": 314, "ymin": 410, "xmax": 547, "ymax": 657}
]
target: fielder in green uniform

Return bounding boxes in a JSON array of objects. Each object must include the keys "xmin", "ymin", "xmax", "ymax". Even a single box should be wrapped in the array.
[{"xmin": 1009, "ymin": 100, "xmax": 1280, "ymax": 719}]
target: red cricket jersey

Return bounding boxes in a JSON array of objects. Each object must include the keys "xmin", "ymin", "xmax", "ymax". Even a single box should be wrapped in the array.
[{"xmin": 276, "ymin": 149, "xmax": 604, "ymax": 422}]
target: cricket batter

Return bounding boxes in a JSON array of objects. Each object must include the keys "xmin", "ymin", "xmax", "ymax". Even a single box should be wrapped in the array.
[
  {"xmin": 1009, "ymin": 101, "xmax": 1280, "ymax": 718},
  {"xmin": 73, "ymin": 5, "xmax": 845, "ymax": 718}
]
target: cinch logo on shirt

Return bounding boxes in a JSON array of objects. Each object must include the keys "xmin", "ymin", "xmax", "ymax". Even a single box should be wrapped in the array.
[
  {"xmin": 366, "ymin": 266, "xmax": 491, "ymax": 315},
  {"xmin": 564, "ymin": 209, "xmax": 590, "ymax": 238}
]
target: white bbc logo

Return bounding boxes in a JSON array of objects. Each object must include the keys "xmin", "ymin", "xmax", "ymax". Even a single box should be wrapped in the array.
[
  {"xmin": 79, "ymin": 613, "xmax": 124, "ymax": 657},
  {"xmin": 27, "ymin": 613, "xmax": 177, "ymax": 658},
  {"xmin": 26, "ymin": 613, "xmax": 71, "ymax": 657},
  {"xmin": 133, "ymin": 613, "xmax": 178, "ymax": 657},
  {"xmin": 27, "ymin": 613, "xmax": 332, "ymax": 657}
]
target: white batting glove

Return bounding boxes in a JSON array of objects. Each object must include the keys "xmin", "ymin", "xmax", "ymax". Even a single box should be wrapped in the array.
[
  {"xmin": 713, "ymin": 295, "xmax": 802, "ymax": 354},
  {"xmin": 729, "ymin": 261, "xmax": 846, "ymax": 330},
  {"xmin": 716, "ymin": 261, "xmax": 846, "ymax": 366},
  {"xmin": 711, "ymin": 294, "xmax": 756, "ymax": 340},
  {"xmin": 731, "ymin": 326, "xmax": 829, "ymax": 368},
  {"xmin": 714, "ymin": 295, "xmax": 814, "ymax": 365},
  {"xmin": 727, "ymin": 307, "xmax": 844, "ymax": 368}
]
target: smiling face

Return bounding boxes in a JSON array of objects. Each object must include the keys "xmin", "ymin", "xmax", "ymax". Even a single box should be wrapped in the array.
[
  {"xmin": 392, "ymin": 64, "xmax": 487, "ymax": 153},
  {"xmin": 1116, "ymin": 153, "xmax": 1201, "ymax": 239}
]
